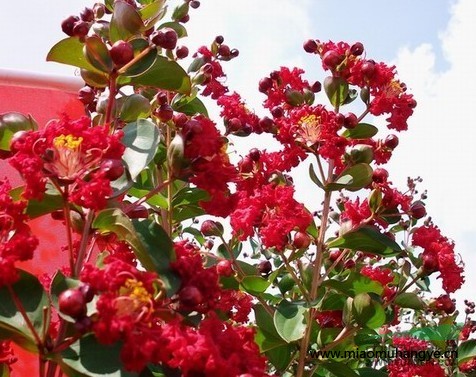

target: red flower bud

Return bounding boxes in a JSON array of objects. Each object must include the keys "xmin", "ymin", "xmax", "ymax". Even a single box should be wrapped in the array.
[
  {"xmin": 110, "ymin": 40, "xmax": 135, "ymax": 67},
  {"xmin": 58, "ymin": 288, "xmax": 87, "ymax": 318},
  {"xmin": 216, "ymin": 260, "xmax": 233, "ymax": 277},
  {"xmin": 293, "ymin": 232, "xmax": 311, "ymax": 249}
]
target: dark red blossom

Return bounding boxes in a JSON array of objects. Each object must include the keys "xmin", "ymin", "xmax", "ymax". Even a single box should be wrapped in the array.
[
  {"xmin": 9, "ymin": 116, "xmax": 124, "ymax": 210},
  {"xmin": 181, "ymin": 115, "xmax": 237, "ymax": 217},
  {"xmin": 0, "ymin": 340, "xmax": 16, "ymax": 371},
  {"xmin": 412, "ymin": 225, "xmax": 464, "ymax": 293},
  {"xmin": 315, "ymin": 310, "xmax": 343, "ymax": 328},
  {"xmin": 230, "ymin": 184, "xmax": 312, "ymax": 250},
  {"xmin": 0, "ymin": 179, "xmax": 38, "ymax": 287},
  {"xmin": 157, "ymin": 315, "xmax": 270, "ymax": 377},
  {"xmin": 263, "ymin": 67, "xmax": 311, "ymax": 110}
]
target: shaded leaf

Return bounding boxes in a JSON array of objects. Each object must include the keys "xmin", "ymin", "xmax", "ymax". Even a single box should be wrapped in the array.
[
  {"xmin": 84, "ymin": 36, "xmax": 113, "ymax": 73},
  {"xmin": 0, "ymin": 270, "xmax": 49, "ymax": 352},
  {"xmin": 324, "ymin": 76, "xmax": 349, "ymax": 108},
  {"xmin": 327, "ymin": 226, "xmax": 402, "ymax": 256},
  {"xmin": 92, "ymin": 208, "xmax": 156, "ymax": 271},
  {"xmin": 132, "ymin": 219, "xmax": 180, "ymax": 295},
  {"xmin": 60, "ymin": 334, "xmax": 136, "ymax": 376},
  {"xmin": 110, "ymin": 0, "xmax": 144, "ymax": 43},
  {"xmin": 241, "ymin": 276, "xmax": 270, "ymax": 294},
  {"xmin": 394, "ymin": 292, "xmax": 425, "ymax": 310}
]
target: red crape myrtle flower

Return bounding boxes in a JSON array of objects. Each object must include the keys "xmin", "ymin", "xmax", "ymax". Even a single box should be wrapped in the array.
[
  {"xmin": 0, "ymin": 340, "xmax": 16, "ymax": 372},
  {"xmin": 157, "ymin": 315, "xmax": 270, "ymax": 377},
  {"xmin": 172, "ymin": 241, "xmax": 253, "ymax": 322},
  {"xmin": 231, "ymin": 184, "xmax": 312, "ymax": 250},
  {"xmin": 412, "ymin": 225, "xmax": 464, "ymax": 293},
  {"xmin": 388, "ymin": 337, "xmax": 446, "ymax": 377},
  {"xmin": 0, "ymin": 179, "xmax": 38, "ymax": 286},
  {"xmin": 9, "ymin": 116, "xmax": 124, "ymax": 210}
]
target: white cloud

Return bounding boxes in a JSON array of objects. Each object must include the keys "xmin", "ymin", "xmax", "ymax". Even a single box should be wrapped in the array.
[{"xmin": 392, "ymin": 0, "xmax": 476, "ymax": 306}]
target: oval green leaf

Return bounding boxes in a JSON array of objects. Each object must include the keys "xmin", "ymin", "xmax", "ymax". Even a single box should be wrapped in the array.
[
  {"xmin": 342, "ymin": 123, "xmax": 379, "ymax": 139},
  {"xmin": 273, "ymin": 300, "xmax": 306, "ymax": 343},
  {"xmin": 122, "ymin": 119, "xmax": 160, "ymax": 180},
  {"xmin": 110, "ymin": 0, "xmax": 144, "ymax": 43},
  {"xmin": 47, "ymin": 37, "xmax": 102, "ymax": 72},
  {"xmin": 326, "ymin": 163, "xmax": 373, "ymax": 192},
  {"xmin": 327, "ymin": 226, "xmax": 402, "ymax": 256},
  {"xmin": 83, "ymin": 36, "xmax": 113, "ymax": 73},
  {"xmin": 119, "ymin": 56, "xmax": 191, "ymax": 94}
]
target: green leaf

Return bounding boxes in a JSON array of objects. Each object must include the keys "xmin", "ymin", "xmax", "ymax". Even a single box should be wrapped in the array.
[
  {"xmin": 119, "ymin": 94, "xmax": 151, "ymax": 122},
  {"xmin": 321, "ymin": 360, "xmax": 360, "ymax": 377},
  {"xmin": 326, "ymin": 163, "xmax": 372, "ymax": 191},
  {"xmin": 173, "ymin": 204, "xmax": 205, "ymax": 222},
  {"xmin": 241, "ymin": 276, "xmax": 271, "ymax": 294},
  {"xmin": 139, "ymin": 0, "xmax": 166, "ymax": 22},
  {"xmin": 342, "ymin": 123, "xmax": 378, "ymax": 139},
  {"xmin": 458, "ymin": 339, "xmax": 476, "ymax": 365},
  {"xmin": 121, "ymin": 42, "xmax": 157, "ymax": 77},
  {"xmin": 158, "ymin": 22, "xmax": 187, "ymax": 38},
  {"xmin": 394, "ymin": 292, "xmax": 425, "ymax": 310},
  {"xmin": 323, "ymin": 271, "xmax": 384, "ymax": 297},
  {"xmin": 327, "ymin": 226, "xmax": 402, "ymax": 256},
  {"xmin": 81, "ymin": 69, "xmax": 109, "ymax": 88},
  {"xmin": 0, "ymin": 270, "xmax": 49, "ymax": 352},
  {"xmin": 122, "ymin": 119, "xmax": 160, "ymax": 180},
  {"xmin": 356, "ymin": 367, "xmax": 388, "ymax": 377},
  {"xmin": 309, "ymin": 163, "xmax": 324, "ymax": 189},
  {"xmin": 253, "ymin": 304, "xmax": 283, "ymax": 342},
  {"xmin": 93, "ymin": 208, "xmax": 156, "ymax": 271},
  {"xmin": 0, "ymin": 364, "xmax": 10, "ymax": 377},
  {"xmin": 352, "ymin": 293, "xmax": 385, "ymax": 329},
  {"xmin": 10, "ymin": 186, "xmax": 63, "ymax": 219},
  {"xmin": 131, "ymin": 219, "xmax": 180, "ymax": 295},
  {"xmin": 0, "ymin": 112, "xmax": 37, "ymax": 150},
  {"xmin": 47, "ymin": 37, "xmax": 102, "ymax": 72},
  {"xmin": 110, "ymin": 0, "xmax": 144, "ymax": 43},
  {"xmin": 172, "ymin": 187, "xmax": 209, "ymax": 207},
  {"xmin": 119, "ymin": 56, "xmax": 191, "ymax": 94},
  {"xmin": 324, "ymin": 76, "xmax": 349, "ymax": 108},
  {"xmin": 273, "ymin": 300, "xmax": 306, "ymax": 343},
  {"xmin": 172, "ymin": 96, "xmax": 208, "ymax": 117},
  {"xmin": 83, "ymin": 36, "xmax": 113, "ymax": 73},
  {"xmin": 60, "ymin": 334, "xmax": 136, "ymax": 376},
  {"xmin": 128, "ymin": 187, "xmax": 168, "ymax": 208},
  {"xmin": 265, "ymin": 344, "xmax": 294, "ymax": 372},
  {"xmin": 409, "ymin": 324, "xmax": 457, "ymax": 350},
  {"xmin": 171, "ymin": 2, "xmax": 189, "ymax": 21}
]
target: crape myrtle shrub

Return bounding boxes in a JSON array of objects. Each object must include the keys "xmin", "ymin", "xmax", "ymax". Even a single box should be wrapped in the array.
[{"xmin": 0, "ymin": 0, "xmax": 475, "ymax": 376}]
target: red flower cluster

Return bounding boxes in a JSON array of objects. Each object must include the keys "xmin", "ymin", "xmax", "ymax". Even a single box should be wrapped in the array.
[
  {"xmin": 172, "ymin": 241, "xmax": 252, "ymax": 322},
  {"xmin": 194, "ymin": 46, "xmax": 228, "ymax": 99},
  {"xmin": 0, "ymin": 340, "xmax": 16, "ymax": 371},
  {"xmin": 388, "ymin": 336, "xmax": 446, "ymax": 377},
  {"xmin": 0, "ymin": 179, "xmax": 38, "ymax": 286},
  {"xmin": 157, "ymin": 315, "xmax": 270, "ymax": 377},
  {"xmin": 9, "ymin": 116, "xmax": 124, "ymax": 210},
  {"xmin": 310, "ymin": 39, "xmax": 416, "ymax": 131},
  {"xmin": 180, "ymin": 115, "xmax": 237, "ymax": 217},
  {"xmin": 231, "ymin": 184, "xmax": 312, "ymax": 250},
  {"xmin": 412, "ymin": 225, "xmax": 464, "ymax": 293}
]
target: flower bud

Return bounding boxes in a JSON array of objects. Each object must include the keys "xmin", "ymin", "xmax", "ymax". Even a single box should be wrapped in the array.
[
  {"xmin": 200, "ymin": 220, "xmax": 224, "ymax": 237},
  {"xmin": 110, "ymin": 40, "xmax": 134, "ymax": 67},
  {"xmin": 293, "ymin": 232, "xmax": 311, "ymax": 249},
  {"xmin": 58, "ymin": 288, "xmax": 87, "ymax": 319},
  {"xmin": 384, "ymin": 134, "xmax": 399, "ymax": 149},
  {"xmin": 303, "ymin": 39, "xmax": 318, "ymax": 53},
  {"xmin": 216, "ymin": 260, "xmax": 233, "ymax": 277},
  {"xmin": 410, "ymin": 201, "xmax": 427, "ymax": 219},
  {"xmin": 100, "ymin": 159, "xmax": 124, "ymax": 180},
  {"xmin": 151, "ymin": 27, "xmax": 178, "ymax": 50},
  {"xmin": 258, "ymin": 260, "xmax": 272, "ymax": 275},
  {"xmin": 179, "ymin": 286, "xmax": 203, "ymax": 307}
]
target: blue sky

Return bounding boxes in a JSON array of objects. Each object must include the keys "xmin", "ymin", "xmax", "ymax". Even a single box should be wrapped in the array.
[{"xmin": 1, "ymin": 0, "xmax": 474, "ymax": 312}]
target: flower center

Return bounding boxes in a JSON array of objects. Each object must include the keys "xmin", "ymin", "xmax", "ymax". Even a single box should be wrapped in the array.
[
  {"xmin": 115, "ymin": 278, "xmax": 153, "ymax": 320},
  {"xmin": 297, "ymin": 114, "xmax": 322, "ymax": 146}
]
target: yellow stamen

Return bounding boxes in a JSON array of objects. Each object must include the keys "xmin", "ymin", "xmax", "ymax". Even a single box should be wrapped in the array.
[
  {"xmin": 53, "ymin": 134, "xmax": 83, "ymax": 150},
  {"xmin": 120, "ymin": 278, "xmax": 152, "ymax": 303},
  {"xmin": 297, "ymin": 114, "xmax": 322, "ymax": 145}
]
